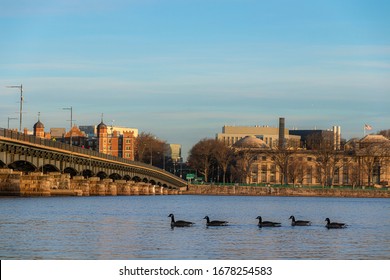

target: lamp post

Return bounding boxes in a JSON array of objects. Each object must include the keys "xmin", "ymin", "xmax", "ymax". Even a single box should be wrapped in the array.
[
  {"xmin": 6, "ymin": 84, "xmax": 23, "ymax": 132},
  {"xmin": 7, "ymin": 117, "xmax": 18, "ymax": 129},
  {"xmin": 62, "ymin": 106, "xmax": 73, "ymax": 146}
]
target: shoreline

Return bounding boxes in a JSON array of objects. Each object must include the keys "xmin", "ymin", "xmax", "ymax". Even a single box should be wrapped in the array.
[
  {"xmin": 1, "ymin": 168, "xmax": 389, "ymax": 198},
  {"xmin": 184, "ymin": 184, "xmax": 390, "ymax": 198}
]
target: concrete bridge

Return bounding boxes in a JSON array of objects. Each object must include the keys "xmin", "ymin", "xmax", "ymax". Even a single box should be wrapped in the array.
[{"xmin": 0, "ymin": 128, "xmax": 187, "ymax": 190}]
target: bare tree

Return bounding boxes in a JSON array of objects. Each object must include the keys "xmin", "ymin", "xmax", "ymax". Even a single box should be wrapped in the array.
[
  {"xmin": 233, "ymin": 148, "xmax": 258, "ymax": 184},
  {"xmin": 314, "ymin": 147, "xmax": 347, "ymax": 187},
  {"xmin": 188, "ymin": 138, "xmax": 216, "ymax": 182},
  {"xmin": 213, "ymin": 140, "xmax": 234, "ymax": 184},
  {"xmin": 135, "ymin": 132, "xmax": 166, "ymax": 166},
  {"xmin": 288, "ymin": 156, "xmax": 308, "ymax": 186},
  {"xmin": 267, "ymin": 139, "xmax": 299, "ymax": 185}
]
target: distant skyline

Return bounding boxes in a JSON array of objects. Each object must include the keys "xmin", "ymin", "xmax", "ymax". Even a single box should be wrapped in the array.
[{"xmin": 1, "ymin": 0, "xmax": 389, "ymax": 159}]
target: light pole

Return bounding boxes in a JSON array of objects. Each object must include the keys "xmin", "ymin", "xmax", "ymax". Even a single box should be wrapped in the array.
[
  {"xmin": 62, "ymin": 106, "xmax": 73, "ymax": 146},
  {"xmin": 7, "ymin": 117, "xmax": 18, "ymax": 129},
  {"xmin": 6, "ymin": 84, "xmax": 23, "ymax": 132},
  {"xmin": 150, "ymin": 136, "xmax": 157, "ymax": 165}
]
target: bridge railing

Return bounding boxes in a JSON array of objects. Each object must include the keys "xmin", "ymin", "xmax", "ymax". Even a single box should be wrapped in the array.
[{"xmin": 0, "ymin": 128, "xmax": 178, "ymax": 176}]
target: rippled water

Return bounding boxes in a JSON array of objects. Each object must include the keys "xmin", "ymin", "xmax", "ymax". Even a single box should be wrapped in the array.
[{"xmin": 0, "ymin": 195, "xmax": 389, "ymax": 259}]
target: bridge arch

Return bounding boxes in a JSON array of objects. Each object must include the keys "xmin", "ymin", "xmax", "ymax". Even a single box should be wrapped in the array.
[
  {"xmin": 8, "ymin": 160, "xmax": 37, "ymax": 173},
  {"xmin": 133, "ymin": 176, "xmax": 141, "ymax": 182},
  {"xmin": 64, "ymin": 167, "xmax": 78, "ymax": 177},
  {"xmin": 123, "ymin": 175, "xmax": 131, "ymax": 181},
  {"xmin": 96, "ymin": 171, "xmax": 108, "ymax": 180},
  {"xmin": 82, "ymin": 169, "xmax": 94, "ymax": 178},
  {"xmin": 0, "ymin": 160, "xmax": 6, "ymax": 168},
  {"xmin": 109, "ymin": 173, "xmax": 122, "ymax": 180},
  {"xmin": 40, "ymin": 164, "xmax": 60, "ymax": 174}
]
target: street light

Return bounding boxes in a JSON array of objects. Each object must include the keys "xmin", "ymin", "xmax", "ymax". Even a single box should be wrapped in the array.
[
  {"xmin": 6, "ymin": 84, "xmax": 23, "ymax": 132},
  {"xmin": 7, "ymin": 117, "xmax": 18, "ymax": 129},
  {"xmin": 62, "ymin": 106, "xmax": 73, "ymax": 146}
]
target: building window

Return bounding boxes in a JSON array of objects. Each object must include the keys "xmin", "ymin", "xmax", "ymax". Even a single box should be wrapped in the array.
[
  {"xmin": 334, "ymin": 169, "xmax": 340, "ymax": 185},
  {"xmin": 270, "ymin": 164, "xmax": 276, "ymax": 183},
  {"xmin": 307, "ymin": 167, "xmax": 312, "ymax": 184},
  {"xmin": 261, "ymin": 164, "xmax": 267, "ymax": 182},
  {"xmin": 343, "ymin": 165, "xmax": 349, "ymax": 185}
]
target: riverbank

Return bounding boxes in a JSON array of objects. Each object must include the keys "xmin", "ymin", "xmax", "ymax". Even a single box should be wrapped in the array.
[
  {"xmin": 184, "ymin": 184, "xmax": 390, "ymax": 198},
  {"xmin": 1, "ymin": 169, "xmax": 389, "ymax": 198}
]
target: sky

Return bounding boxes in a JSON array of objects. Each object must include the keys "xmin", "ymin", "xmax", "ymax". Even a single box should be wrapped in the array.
[{"xmin": 1, "ymin": 0, "xmax": 389, "ymax": 159}]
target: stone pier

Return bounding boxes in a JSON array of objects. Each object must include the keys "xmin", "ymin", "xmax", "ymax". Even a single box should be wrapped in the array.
[{"xmin": 0, "ymin": 168, "xmax": 181, "ymax": 197}]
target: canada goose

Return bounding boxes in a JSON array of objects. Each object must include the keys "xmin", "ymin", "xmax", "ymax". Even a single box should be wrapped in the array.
[
  {"xmin": 289, "ymin": 215, "xmax": 311, "ymax": 226},
  {"xmin": 325, "ymin": 218, "xmax": 346, "ymax": 229},
  {"xmin": 203, "ymin": 216, "xmax": 228, "ymax": 226},
  {"xmin": 256, "ymin": 216, "xmax": 281, "ymax": 227},
  {"xmin": 168, "ymin": 214, "xmax": 194, "ymax": 227}
]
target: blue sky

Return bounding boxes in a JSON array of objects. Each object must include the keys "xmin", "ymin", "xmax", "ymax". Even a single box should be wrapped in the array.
[{"xmin": 1, "ymin": 0, "xmax": 389, "ymax": 159}]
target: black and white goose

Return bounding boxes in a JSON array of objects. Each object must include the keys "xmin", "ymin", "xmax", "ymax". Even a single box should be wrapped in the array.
[
  {"xmin": 289, "ymin": 215, "xmax": 311, "ymax": 226},
  {"xmin": 203, "ymin": 216, "xmax": 228, "ymax": 226},
  {"xmin": 325, "ymin": 218, "xmax": 346, "ymax": 229},
  {"xmin": 256, "ymin": 216, "xmax": 281, "ymax": 227},
  {"xmin": 168, "ymin": 214, "xmax": 194, "ymax": 227}
]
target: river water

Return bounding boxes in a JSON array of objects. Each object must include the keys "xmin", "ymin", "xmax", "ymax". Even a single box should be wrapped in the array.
[{"xmin": 0, "ymin": 195, "xmax": 389, "ymax": 260}]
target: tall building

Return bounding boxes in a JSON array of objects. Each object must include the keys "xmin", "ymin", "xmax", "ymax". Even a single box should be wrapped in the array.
[
  {"xmin": 96, "ymin": 120, "xmax": 136, "ymax": 161},
  {"xmin": 97, "ymin": 121, "xmax": 108, "ymax": 154},
  {"xmin": 165, "ymin": 143, "xmax": 182, "ymax": 162},
  {"xmin": 216, "ymin": 118, "xmax": 300, "ymax": 148},
  {"xmin": 289, "ymin": 125, "xmax": 341, "ymax": 150}
]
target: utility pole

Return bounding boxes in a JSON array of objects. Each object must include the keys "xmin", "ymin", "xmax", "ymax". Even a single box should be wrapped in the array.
[{"xmin": 6, "ymin": 84, "xmax": 23, "ymax": 132}]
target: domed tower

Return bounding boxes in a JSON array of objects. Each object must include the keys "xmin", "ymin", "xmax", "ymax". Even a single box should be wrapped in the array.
[
  {"xmin": 97, "ymin": 115, "xmax": 108, "ymax": 153},
  {"xmin": 33, "ymin": 113, "xmax": 45, "ymax": 138}
]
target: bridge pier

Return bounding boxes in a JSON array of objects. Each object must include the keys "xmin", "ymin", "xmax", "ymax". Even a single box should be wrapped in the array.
[{"xmin": 0, "ymin": 168, "xmax": 183, "ymax": 197}]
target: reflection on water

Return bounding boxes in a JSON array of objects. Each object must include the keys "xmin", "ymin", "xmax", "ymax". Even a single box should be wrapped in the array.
[{"xmin": 0, "ymin": 195, "xmax": 389, "ymax": 259}]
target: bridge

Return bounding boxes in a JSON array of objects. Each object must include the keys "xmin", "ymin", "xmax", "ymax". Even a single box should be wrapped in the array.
[{"xmin": 0, "ymin": 128, "xmax": 187, "ymax": 190}]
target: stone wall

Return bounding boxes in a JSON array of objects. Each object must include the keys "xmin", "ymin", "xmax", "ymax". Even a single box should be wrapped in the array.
[
  {"xmin": 185, "ymin": 184, "xmax": 390, "ymax": 198},
  {"xmin": 0, "ymin": 169, "xmax": 181, "ymax": 197}
]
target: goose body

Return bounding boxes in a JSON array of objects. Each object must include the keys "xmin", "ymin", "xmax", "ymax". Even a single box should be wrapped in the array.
[
  {"xmin": 168, "ymin": 214, "xmax": 194, "ymax": 227},
  {"xmin": 289, "ymin": 215, "xmax": 311, "ymax": 226},
  {"xmin": 256, "ymin": 216, "xmax": 281, "ymax": 227},
  {"xmin": 325, "ymin": 218, "xmax": 346, "ymax": 229},
  {"xmin": 203, "ymin": 216, "xmax": 228, "ymax": 226}
]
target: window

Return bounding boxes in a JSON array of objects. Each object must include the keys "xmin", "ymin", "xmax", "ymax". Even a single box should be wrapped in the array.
[
  {"xmin": 306, "ymin": 167, "xmax": 312, "ymax": 184},
  {"xmin": 261, "ymin": 164, "xmax": 267, "ymax": 182}
]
